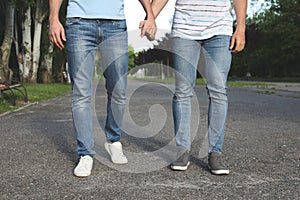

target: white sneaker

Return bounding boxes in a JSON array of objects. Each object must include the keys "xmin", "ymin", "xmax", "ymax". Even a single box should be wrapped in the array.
[
  {"xmin": 105, "ymin": 141, "xmax": 128, "ymax": 164},
  {"xmin": 73, "ymin": 155, "xmax": 93, "ymax": 177}
]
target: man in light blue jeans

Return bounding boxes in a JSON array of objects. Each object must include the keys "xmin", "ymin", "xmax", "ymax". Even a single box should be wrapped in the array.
[
  {"xmin": 149, "ymin": 0, "xmax": 247, "ymax": 174},
  {"xmin": 49, "ymin": 0, "xmax": 156, "ymax": 177}
]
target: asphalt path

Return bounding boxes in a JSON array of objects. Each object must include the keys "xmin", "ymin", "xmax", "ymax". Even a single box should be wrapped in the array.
[{"xmin": 0, "ymin": 79, "xmax": 299, "ymax": 199}]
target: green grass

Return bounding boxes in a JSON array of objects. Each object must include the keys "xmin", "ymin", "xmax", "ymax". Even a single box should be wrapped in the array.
[
  {"xmin": 25, "ymin": 83, "xmax": 72, "ymax": 102},
  {"xmin": 133, "ymin": 77, "xmax": 274, "ymax": 88},
  {"xmin": 0, "ymin": 100, "xmax": 14, "ymax": 114},
  {"xmin": 131, "ymin": 77, "xmax": 176, "ymax": 85},
  {"xmin": 0, "ymin": 83, "xmax": 71, "ymax": 114},
  {"xmin": 234, "ymin": 77, "xmax": 300, "ymax": 83},
  {"xmin": 227, "ymin": 81, "xmax": 274, "ymax": 88}
]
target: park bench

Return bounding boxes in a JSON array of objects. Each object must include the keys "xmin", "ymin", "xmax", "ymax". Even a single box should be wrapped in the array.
[{"xmin": 0, "ymin": 79, "xmax": 28, "ymax": 106}]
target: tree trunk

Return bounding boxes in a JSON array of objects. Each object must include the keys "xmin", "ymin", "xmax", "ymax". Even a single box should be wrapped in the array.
[
  {"xmin": 21, "ymin": 6, "xmax": 32, "ymax": 82},
  {"xmin": 0, "ymin": 3, "xmax": 14, "ymax": 83},
  {"xmin": 29, "ymin": 0, "xmax": 47, "ymax": 83},
  {"xmin": 40, "ymin": 42, "xmax": 54, "ymax": 83},
  {"xmin": 14, "ymin": 11, "xmax": 23, "ymax": 81},
  {"xmin": 30, "ymin": 20, "xmax": 42, "ymax": 83}
]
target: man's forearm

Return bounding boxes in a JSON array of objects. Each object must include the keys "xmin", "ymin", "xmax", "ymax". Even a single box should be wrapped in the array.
[
  {"xmin": 49, "ymin": 0, "xmax": 65, "ymax": 50},
  {"xmin": 139, "ymin": 0, "xmax": 155, "ymax": 20},
  {"xmin": 151, "ymin": 0, "xmax": 169, "ymax": 18},
  {"xmin": 49, "ymin": 0, "xmax": 63, "ymax": 21},
  {"xmin": 233, "ymin": 0, "xmax": 247, "ymax": 32}
]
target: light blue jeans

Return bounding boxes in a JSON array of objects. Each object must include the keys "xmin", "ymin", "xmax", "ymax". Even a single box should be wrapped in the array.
[
  {"xmin": 172, "ymin": 35, "xmax": 232, "ymax": 153},
  {"xmin": 66, "ymin": 18, "xmax": 128, "ymax": 157}
]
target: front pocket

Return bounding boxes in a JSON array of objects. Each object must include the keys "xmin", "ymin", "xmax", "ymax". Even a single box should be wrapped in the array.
[
  {"xmin": 112, "ymin": 20, "xmax": 127, "ymax": 31},
  {"xmin": 65, "ymin": 18, "xmax": 81, "ymax": 27}
]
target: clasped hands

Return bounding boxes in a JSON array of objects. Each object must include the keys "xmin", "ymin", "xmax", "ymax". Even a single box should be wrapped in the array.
[{"xmin": 139, "ymin": 17, "xmax": 157, "ymax": 41}]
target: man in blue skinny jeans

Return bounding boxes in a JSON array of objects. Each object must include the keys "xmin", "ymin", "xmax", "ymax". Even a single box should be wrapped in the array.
[
  {"xmin": 49, "ymin": 0, "xmax": 156, "ymax": 177},
  {"xmin": 149, "ymin": 0, "xmax": 247, "ymax": 174}
]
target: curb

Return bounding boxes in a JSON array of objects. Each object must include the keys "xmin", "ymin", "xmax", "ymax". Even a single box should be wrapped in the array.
[{"xmin": 0, "ymin": 102, "xmax": 38, "ymax": 118}]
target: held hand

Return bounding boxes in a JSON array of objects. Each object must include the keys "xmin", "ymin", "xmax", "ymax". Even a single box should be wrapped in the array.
[
  {"xmin": 230, "ymin": 29, "xmax": 246, "ymax": 53},
  {"xmin": 49, "ymin": 19, "xmax": 66, "ymax": 50},
  {"xmin": 139, "ymin": 18, "xmax": 157, "ymax": 41}
]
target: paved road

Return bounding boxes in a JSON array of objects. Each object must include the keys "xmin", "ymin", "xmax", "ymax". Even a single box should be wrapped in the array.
[{"xmin": 1, "ymin": 79, "xmax": 299, "ymax": 199}]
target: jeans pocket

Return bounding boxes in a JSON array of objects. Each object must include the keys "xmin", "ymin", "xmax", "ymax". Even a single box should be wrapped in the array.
[
  {"xmin": 112, "ymin": 20, "xmax": 127, "ymax": 31},
  {"xmin": 66, "ymin": 18, "xmax": 81, "ymax": 27}
]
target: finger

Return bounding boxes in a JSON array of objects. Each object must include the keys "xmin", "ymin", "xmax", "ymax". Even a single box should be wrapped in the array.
[
  {"xmin": 141, "ymin": 27, "xmax": 146, "ymax": 37},
  {"xmin": 232, "ymin": 43, "xmax": 244, "ymax": 53},
  {"xmin": 61, "ymin": 30, "xmax": 66, "ymax": 42},
  {"xmin": 149, "ymin": 30, "xmax": 156, "ymax": 41},
  {"xmin": 143, "ymin": 29, "xmax": 153, "ymax": 41},
  {"xmin": 145, "ymin": 33, "xmax": 154, "ymax": 41},
  {"xmin": 229, "ymin": 37, "xmax": 236, "ymax": 50},
  {"xmin": 139, "ymin": 21, "xmax": 145, "ymax": 29},
  {"xmin": 56, "ymin": 32, "xmax": 65, "ymax": 49},
  {"xmin": 55, "ymin": 37, "xmax": 63, "ymax": 50},
  {"xmin": 51, "ymin": 33, "xmax": 63, "ymax": 50}
]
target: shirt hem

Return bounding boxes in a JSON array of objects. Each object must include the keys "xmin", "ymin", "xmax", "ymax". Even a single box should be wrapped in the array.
[
  {"xmin": 67, "ymin": 14, "xmax": 125, "ymax": 20},
  {"xmin": 171, "ymin": 31, "xmax": 232, "ymax": 40}
]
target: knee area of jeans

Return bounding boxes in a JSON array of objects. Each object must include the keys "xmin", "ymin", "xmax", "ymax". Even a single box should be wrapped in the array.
[
  {"xmin": 174, "ymin": 87, "xmax": 194, "ymax": 98},
  {"xmin": 109, "ymin": 83, "xmax": 127, "ymax": 96},
  {"xmin": 111, "ymin": 90, "xmax": 126, "ymax": 101},
  {"xmin": 206, "ymin": 87, "xmax": 227, "ymax": 99},
  {"xmin": 208, "ymin": 92, "xmax": 228, "ymax": 102},
  {"xmin": 206, "ymin": 83, "xmax": 227, "ymax": 92},
  {"xmin": 72, "ymin": 85, "xmax": 93, "ymax": 97},
  {"xmin": 72, "ymin": 95, "xmax": 92, "ymax": 104},
  {"xmin": 173, "ymin": 93, "xmax": 193, "ymax": 102},
  {"xmin": 111, "ymin": 97, "xmax": 126, "ymax": 105}
]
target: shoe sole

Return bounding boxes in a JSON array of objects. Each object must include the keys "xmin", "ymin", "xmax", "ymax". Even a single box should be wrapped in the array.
[
  {"xmin": 74, "ymin": 172, "xmax": 91, "ymax": 177},
  {"xmin": 104, "ymin": 143, "xmax": 128, "ymax": 164},
  {"xmin": 210, "ymin": 169, "xmax": 230, "ymax": 175},
  {"xmin": 170, "ymin": 161, "xmax": 190, "ymax": 171}
]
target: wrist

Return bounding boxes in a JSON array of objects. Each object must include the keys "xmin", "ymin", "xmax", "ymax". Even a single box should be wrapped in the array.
[
  {"xmin": 145, "ymin": 10, "xmax": 155, "ymax": 20},
  {"xmin": 235, "ymin": 24, "xmax": 246, "ymax": 32},
  {"xmin": 49, "ymin": 15, "xmax": 59, "ymax": 22}
]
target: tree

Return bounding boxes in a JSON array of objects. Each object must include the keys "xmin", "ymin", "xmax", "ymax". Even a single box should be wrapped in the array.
[
  {"xmin": 135, "ymin": 34, "xmax": 174, "ymax": 78},
  {"xmin": 231, "ymin": 0, "xmax": 300, "ymax": 78},
  {"xmin": 22, "ymin": 5, "xmax": 32, "ymax": 82},
  {"xmin": 0, "ymin": 0, "xmax": 14, "ymax": 83},
  {"xmin": 128, "ymin": 45, "xmax": 136, "ymax": 71},
  {"xmin": 0, "ymin": 0, "xmax": 68, "ymax": 83},
  {"xmin": 29, "ymin": 0, "xmax": 48, "ymax": 83}
]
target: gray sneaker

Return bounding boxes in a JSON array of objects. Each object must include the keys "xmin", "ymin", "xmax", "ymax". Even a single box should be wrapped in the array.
[
  {"xmin": 170, "ymin": 149, "xmax": 190, "ymax": 171},
  {"xmin": 208, "ymin": 152, "xmax": 230, "ymax": 175}
]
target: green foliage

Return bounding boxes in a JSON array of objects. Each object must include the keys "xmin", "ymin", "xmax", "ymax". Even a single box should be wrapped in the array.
[
  {"xmin": 231, "ymin": 0, "xmax": 300, "ymax": 78},
  {"xmin": 128, "ymin": 45, "xmax": 136, "ymax": 71}
]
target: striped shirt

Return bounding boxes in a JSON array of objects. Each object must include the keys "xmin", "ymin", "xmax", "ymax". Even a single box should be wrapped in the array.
[{"xmin": 171, "ymin": 0, "xmax": 233, "ymax": 40}]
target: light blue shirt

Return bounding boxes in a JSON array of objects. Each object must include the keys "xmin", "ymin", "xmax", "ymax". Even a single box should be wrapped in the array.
[{"xmin": 67, "ymin": 0, "xmax": 125, "ymax": 19}]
